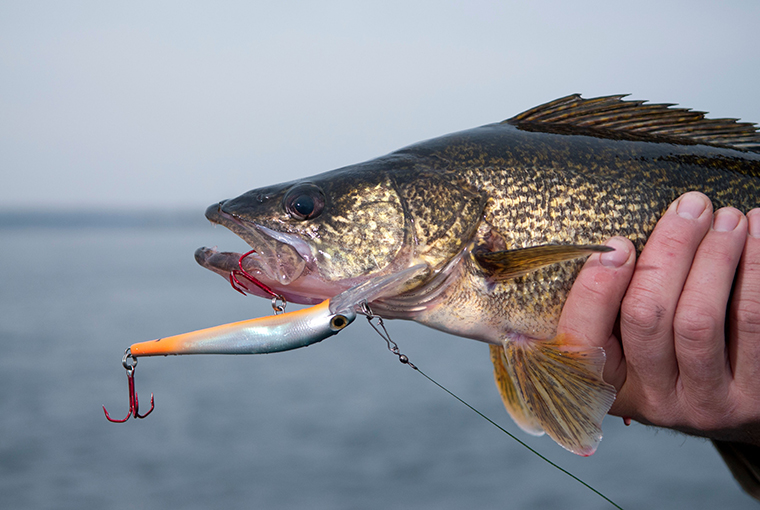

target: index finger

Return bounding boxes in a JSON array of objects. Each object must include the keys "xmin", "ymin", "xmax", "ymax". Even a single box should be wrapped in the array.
[{"xmin": 557, "ymin": 236, "xmax": 635, "ymax": 390}]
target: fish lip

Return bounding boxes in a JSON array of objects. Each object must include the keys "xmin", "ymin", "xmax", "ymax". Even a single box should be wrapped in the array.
[
  {"xmin": 204, "ymin": 201, "xmax": 225, "ymax": 223},
  {"xmin": 194, "ymin": 245, "xmax": 350, "ymax": 305},
  {"xmin": 204, "ymin": 200, "xmax": 249, "ymax": 234}
]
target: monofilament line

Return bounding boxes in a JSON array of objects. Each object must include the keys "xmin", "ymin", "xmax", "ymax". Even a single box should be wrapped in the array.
[
  {"xmin": 411, "ymin": 366, "xmax": 624, "ymax": 510},
  {"xmin": 362, "ymin": 311, "xmax": 623, "ymax": 510}
]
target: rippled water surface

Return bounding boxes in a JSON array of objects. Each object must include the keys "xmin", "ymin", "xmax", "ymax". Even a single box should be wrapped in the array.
[{"xmin": 0, "ymin": 222, "xmax": 755, "ymax": 509}]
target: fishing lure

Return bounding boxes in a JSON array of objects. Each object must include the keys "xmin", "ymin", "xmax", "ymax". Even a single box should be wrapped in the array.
[
  {"xmin": 130, "ymin": 298, "xmax": 354, "ymax": 357},
  {"xmin": 103, "ymin": 264, "xmax": 427, "ymax": 419},
  {"xmin": 103, "ymin": 300, "xmax": 352, "ymax": 422}
]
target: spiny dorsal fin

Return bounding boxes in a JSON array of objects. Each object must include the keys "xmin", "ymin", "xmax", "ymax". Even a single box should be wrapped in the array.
[{"xmin": 506, "ymin": 94, "xmax": 760, "ymax": 153}]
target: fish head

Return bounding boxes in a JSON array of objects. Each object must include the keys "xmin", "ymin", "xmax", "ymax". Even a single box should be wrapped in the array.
[
  {"xmin": 198, "ymin": 160, "xmax": 410, "ymax": 304},
  {"xmin": 196, "ymin": 154, "xmax": 488, "ymax": 306}
]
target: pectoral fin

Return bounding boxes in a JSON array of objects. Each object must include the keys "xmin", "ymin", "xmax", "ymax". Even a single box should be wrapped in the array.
[
  {"xmin": 491, "ymin": 334, "xmax": 616, "ymax": 456},
  {"xmin": 473, "ymin": 244, "xmax": 612, "ymax": 281}
]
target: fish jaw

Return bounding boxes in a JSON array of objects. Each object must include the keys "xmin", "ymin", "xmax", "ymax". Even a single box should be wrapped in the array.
[
  {"xmin": 204, "ymin": 201, "xmax": 310, "ymax": 286},
  {"xmin": 198, "ymin": 200, "xmax": 402, "ymax": 305},
  {"xmin": 194, "ymin": 246, "xmax": 351, "ymax": 305},
  {"xmin": 198, "ymin": 200, "xmax": 348, "ymax": 304}
]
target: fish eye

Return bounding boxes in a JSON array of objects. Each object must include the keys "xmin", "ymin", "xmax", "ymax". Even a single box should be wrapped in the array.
[{"xmin": 283, "ymin": 183, "xmax": 325, "ymax": 221}]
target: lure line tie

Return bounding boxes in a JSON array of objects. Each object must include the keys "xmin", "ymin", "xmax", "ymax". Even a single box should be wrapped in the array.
[{"xmin": 360, "ymin": 302, "xmax": 415, "ymax": 369}]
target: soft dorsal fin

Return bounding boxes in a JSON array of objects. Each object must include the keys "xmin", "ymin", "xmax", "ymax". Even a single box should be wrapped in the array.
[{"xmin": 506, "ymin": 94, "xmax": 760, "ymax": 153}]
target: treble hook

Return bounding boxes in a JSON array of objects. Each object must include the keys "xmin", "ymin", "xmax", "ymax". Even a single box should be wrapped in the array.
[
  {"xmin": 229, "ymin": 249, "xmax": 287, "ymax": 314},
  {"xmin": 103, "ymin": 348, "xmax": 155, "ymax": 422}
]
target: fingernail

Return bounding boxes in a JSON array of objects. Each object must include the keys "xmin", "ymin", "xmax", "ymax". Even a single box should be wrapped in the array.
[
  {"xmin": 713, "ymin": 208, "xmax": 741, "ymax": 232},
  {"xmin": 676, "ymin": 192, "xmax": 708, "ymax": 219},
  {"xmin": 749, "ymin": 209, "xmax": 760, "ymax": 238},
  {"xmin": 601, "ymin": 237, "xmax": 631, "ymax": 268}
]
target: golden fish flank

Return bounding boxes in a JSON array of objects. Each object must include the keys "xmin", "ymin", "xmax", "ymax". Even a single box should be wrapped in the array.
[{"xmin": 196, "ymin": 94, "xmax": 760, "ymax": 456}]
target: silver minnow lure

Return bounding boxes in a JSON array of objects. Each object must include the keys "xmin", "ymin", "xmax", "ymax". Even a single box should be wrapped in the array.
[
  {"xmin": 129, "ymin": 264, "xmax": 426, "ymax": 357},
  {"xmin": 130, "ymin": 299, "xmax": 354, "ymax": 356}
]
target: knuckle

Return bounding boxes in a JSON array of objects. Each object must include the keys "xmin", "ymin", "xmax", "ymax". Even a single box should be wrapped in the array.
[
  {"xmin": 673, "ymin": 303, "xmax": 721, "ymax": 345},
  {"xmin": 621, "ymin": 290, "xmax": 669, "ymax": 338},
  {"xmin": 731, "ymin": 298, "xmax": 760, "ymax": 336}
]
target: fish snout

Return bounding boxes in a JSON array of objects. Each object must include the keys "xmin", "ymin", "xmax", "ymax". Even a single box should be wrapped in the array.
[
  {"xmin": 205, "ymin": 201, "xmax": 228, "ymax": 223},
  {"xmin": 212, "ymin": 189, "xmax": 277, "ymax": 225}
]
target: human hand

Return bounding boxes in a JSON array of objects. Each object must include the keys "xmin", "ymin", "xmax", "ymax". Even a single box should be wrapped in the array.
[{"xmin": 559, "ymin": 192, "xmax": 760, "ymax": 445}]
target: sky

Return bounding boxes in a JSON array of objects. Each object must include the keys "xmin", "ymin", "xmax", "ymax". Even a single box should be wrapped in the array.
[{"xmin": 1, "ymin": 0, "xmax": 759, "ymax": 211}]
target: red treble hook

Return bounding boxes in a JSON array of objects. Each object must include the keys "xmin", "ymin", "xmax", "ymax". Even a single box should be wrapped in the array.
[
  {"xmin": 229, "ymin": 250, "xmax": 286, "ymax": 313},
  {"xmin": 103, "ymin": 348, "xmax": 154, "ymax": 422}
]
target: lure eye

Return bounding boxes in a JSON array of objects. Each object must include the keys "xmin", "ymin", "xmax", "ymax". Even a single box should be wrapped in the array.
[
  {"xmin": 283, "ymin": 183, "xmax": 325, "ymax": 221},
  {"xmin": 330, "ymin": 314, "xmax": 349, "ymax": 332}
]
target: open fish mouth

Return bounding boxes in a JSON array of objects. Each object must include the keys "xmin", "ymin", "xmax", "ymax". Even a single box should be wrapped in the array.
[
  {"xmin": 201, "ymin": 201, "xmax": 308, "ymax": 284},
  {"xmin": 195, "ymin": 201, "xmax": 350, "ymax": 305}
]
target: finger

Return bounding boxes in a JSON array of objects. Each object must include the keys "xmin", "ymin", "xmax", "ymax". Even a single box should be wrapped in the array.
[
  {"xmin": 558, "ymin": 236, "xmax": 635, "ymax": 390},
  {"xmin": 619, "ymin": 192, "xmax": 713, "ymax": 402},
  {"xmin": 673, "ymin": 207, "xmax": 746, "ymax": 413},
  {"xmin": 729, "ymin": 208, "xmax": 760, "ymax": 392}
]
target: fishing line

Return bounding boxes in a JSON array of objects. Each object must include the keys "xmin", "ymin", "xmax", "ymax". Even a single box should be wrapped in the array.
[{"xmin": 362, "ymin": 309, "xmax": 624, "ymax": 510}]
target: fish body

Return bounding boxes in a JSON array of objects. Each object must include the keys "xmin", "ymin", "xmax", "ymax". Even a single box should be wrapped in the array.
[{"xmin": 196, "ymin": 95, "xmax": 760, "ymax": 455}]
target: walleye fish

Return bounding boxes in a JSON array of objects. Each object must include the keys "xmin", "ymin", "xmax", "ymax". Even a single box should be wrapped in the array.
[{"xmin": 195, "ymin": 94, "xmax": 760, "ymax": 457}]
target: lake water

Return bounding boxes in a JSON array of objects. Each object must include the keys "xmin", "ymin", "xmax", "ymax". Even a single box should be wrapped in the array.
[{"xmin": 0, "ymin": 218, "xmax": 756, "ymax": 509}]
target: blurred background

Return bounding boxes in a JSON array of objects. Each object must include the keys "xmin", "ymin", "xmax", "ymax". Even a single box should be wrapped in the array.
[{"xmin": 1, "ymin": 1, "xmax": 759, "ymax": 508}]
